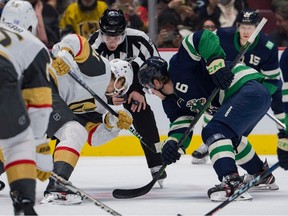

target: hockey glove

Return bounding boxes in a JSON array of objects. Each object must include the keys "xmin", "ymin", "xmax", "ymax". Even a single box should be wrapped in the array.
[
  {"xmin": 35, "ymin": 138, "xmax": 53, "ymax": 181},
  {"xmin": 52, "ymin": 50, "xmax": 74, "ymax": 76},
  {"xmin": 161, "ymin": 137, "xmax": 185, "ymax": 165},
  {"xmin": 206, "ymin": 58, "xmax": 234, "ymax": 90},
  {"xmin": 277, "ymin": 132, "xmax": 288, "ymax": 170},
  {"xmin": 105, "ymin": 109, "xmax": 133, "ymax": 130}
]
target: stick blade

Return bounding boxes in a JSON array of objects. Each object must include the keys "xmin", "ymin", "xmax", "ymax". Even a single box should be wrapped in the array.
[{"xmin": 112, "ymin": 179, "xmax": 157, "ymax": 199}]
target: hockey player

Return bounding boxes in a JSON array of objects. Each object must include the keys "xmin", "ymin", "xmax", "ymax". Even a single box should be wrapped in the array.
[
  {"xmin": 138, "ymin": 29, "xmax": 277, "ymax": 201},
  {"xmin": 89, "ymin": 9, "xmax": 166, "ymax": 187},
  {"xmin": 192, "ymin": 9, "xmax": 283, "ymax": 169},
  {"xmin": 279, "ymin": 47, "xmax": 288, "ymax": 170},
  {"xmin": 41, "ymin": 33, "xmax": 133, "ymax": 205},
  {"xmin": 0, "ymin": 1, "xmax": 52, "ymax": 213},
  {"xmin": 0, "ymin": 45, "xmax": 39, "ymax": 216},
  {"xmin": 0, "ymin": 0, "xmax": 53, "ymax": 185}
]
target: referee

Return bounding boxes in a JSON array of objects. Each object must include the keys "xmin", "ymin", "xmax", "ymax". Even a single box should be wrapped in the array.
[{"xmin": 89, "ymin": 9, "xmax": 166, "ymax": 187}]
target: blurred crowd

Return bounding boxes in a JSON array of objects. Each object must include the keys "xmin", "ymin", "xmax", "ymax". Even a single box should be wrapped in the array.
[{"xmin": 0, "ymin": 0, "xmax": 288, "ymax": 49}]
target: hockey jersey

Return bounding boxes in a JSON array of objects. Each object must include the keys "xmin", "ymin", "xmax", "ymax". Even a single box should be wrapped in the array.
[
  {"xmin": 0, "ymin": 22, "xmax": 52, "ymax": 138},
  {"xmin": 280, "ymin": 48, "xmax": 288, "ymax": 127},
  {"xmin": 163, "ymin": 30, "xmax": 264, "ymax": 149},
  {"xmin": 49, "ymin": 34, "xmax": 111, "ymax": 116},
  {"xmin": 216, "ymin": 27, "xmax": 281, "ymax": 95}
]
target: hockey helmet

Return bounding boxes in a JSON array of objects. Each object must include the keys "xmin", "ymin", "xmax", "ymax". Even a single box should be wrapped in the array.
[
  {"xmin": 237, "ymin": 9, "xmax": 259, "ymax": 25},
  {"xmin": 1, "ymin": 0, "xmax": 38, "ymax": 35},
  {"xmin": 138, "ymin": 56, "xmax": 168, "ymax": 88},
  {"xmin": 109, "ymin": 58, "xmax": 133, "ymax": 96},
  {"xmin": 99, "ymin": 9, "xmax": 127, "ymax": 36}
]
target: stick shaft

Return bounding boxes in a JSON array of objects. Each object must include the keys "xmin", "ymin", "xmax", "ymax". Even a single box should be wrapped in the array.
[
  {"xmin": 51, "ymin": 172, "xmax": 122, "ymax": 216},
  {"xmin": 68, "ymin": 71, "xmax": 157, "ymax": 153},
  {"xmin": 266, "ymin": 112, "xmax": 286, "ymax": 129}
]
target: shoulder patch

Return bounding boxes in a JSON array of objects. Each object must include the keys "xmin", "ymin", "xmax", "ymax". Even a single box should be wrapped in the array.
[{"xmin": 265, "ymin": 41, "xmax": 274, "ymax": 50}]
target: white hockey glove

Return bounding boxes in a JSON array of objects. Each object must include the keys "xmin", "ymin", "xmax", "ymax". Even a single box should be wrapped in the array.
[
  {"xmin": 52, "ymin": 50, "xmax": 74, "ymax": 76},
  {"xmin": 35, "ymin": 137, "xmax": 53, "ymax": 181},
  {"xmin": 105, "ymin": 109, "xmax": 133, "ymax": 130}
]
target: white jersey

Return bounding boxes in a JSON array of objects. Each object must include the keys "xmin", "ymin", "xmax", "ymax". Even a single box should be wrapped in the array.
[
  {"xmin": 0, "ymin": 22, "xmax": 51, "ymax": 79},
  {"xmin": 0, "ymin": 44, "xmax": 19, "ymax": 76},
  {"xmin": 0, "ymin": 22, "xmax": 52, "ymax": 139},
  {"xmin": 49, "ymin": 34, "xmax": 111, "ymax": 115}
]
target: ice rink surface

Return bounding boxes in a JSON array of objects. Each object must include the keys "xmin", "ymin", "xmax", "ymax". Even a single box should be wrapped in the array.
[{"xmin": 0, "ymin": 155, "xmax": 287, "ymax": 216}]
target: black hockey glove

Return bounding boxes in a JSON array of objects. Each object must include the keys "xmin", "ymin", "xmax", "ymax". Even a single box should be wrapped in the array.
[
  {"xmin": 161, "ymin": 137, "xmax": 185, "ymax": 165},
  {"xmin": 206, "ymin": 58, "xmax": 234, "ymax": 90},
  {"xmin": 277, "ymin": 131, "xmax": 288, "ymax": 170}
]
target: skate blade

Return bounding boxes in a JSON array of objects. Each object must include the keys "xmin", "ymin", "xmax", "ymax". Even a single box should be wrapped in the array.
[
  {"xmin": 191, "ymin": 156, "xmax": 208, "ymax": 165},
  {"xmin": 210, "ymin": 191, "xmax": 253, "ymax": 202},
  {"xmin": 41, "ymin": 193, "xmax": 82, "ymax": 205},
  {"xmin": 249, "ymin": 183, "xmax": 279, "ymax": 191}
]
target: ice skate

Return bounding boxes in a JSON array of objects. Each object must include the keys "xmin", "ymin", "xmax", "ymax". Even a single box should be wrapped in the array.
[
  {"xmin": 150, "ymin": 165, "xmax": 167, "ymax": 188},
  {"xmin": 41, "ymin": 178, "xmax": 82, "ymax": 205},
  {"xmin": 191, "ymin": 143, "xmax": 209, "ymax": 164},
  {"xmin": 243, "ymin": 159, "xmax": 279, "ymax": 191},
  {"xmin": 41, "ymin": 192, "xmax": 82, "ymax": 205},
  {"xmin": 10, "ymin": 190, "xmax": 37, "ymax": 215},
  {"xmin": 208, "ymin": 173, "xmax": 253, "ymax": 202}
]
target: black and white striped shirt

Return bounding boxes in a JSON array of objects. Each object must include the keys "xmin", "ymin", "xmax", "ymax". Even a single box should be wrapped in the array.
[{"xmin": 89, "ymin": 28, "xmax": 160, "ymax": 93}]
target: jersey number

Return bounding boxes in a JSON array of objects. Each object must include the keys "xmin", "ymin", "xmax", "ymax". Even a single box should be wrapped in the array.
[
  {"xmin": 176, "ymin": 82, "xmax": 188, "ymax": 93},
  {"xmin": 249, "ymin": 54, "xmax": 260, "ymax": 66},
  {"xmin": 0, "ymin": 28, "xmax": 23, "ymax": 47}
]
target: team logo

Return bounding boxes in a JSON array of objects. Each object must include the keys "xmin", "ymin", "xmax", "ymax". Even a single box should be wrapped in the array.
[
  {"xmin": 18, "ymin": 115, "xmax": 26, "ymax": 125},
  {"xmin": 186, "ymin": 97, "xmax": 206, "ymax": 113},
  {"xmin": 53, "ymin": 113, "xmax": 61, "ymax": 121}
]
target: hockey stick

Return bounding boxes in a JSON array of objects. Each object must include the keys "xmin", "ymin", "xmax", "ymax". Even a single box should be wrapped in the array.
[
  {"xmin": 112, "ymin": 17, "xmax": 267, "ymax": 199},
  {"xmin": 266, "ymin": 112, "xmax": 286, "ymax": 129},
  {"xmin": 204, "ymin": 162, "xmax": 280, "ymax": 216},
  {"xmin": 112, "ymin": 88, "xmax": 219, "ymax": 199},
  {"xmin": 68, "ymin": 69, "xmax": 157, "ymax": 154},
  {"xmin": 50, "ymin": 172, "xmax": 122, "ymax": 216}
]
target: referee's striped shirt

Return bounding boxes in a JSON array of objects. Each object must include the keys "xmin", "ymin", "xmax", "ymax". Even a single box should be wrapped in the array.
[{"xmin": 89, "ymin": 28, "xmax": 160, "ymax": 93}]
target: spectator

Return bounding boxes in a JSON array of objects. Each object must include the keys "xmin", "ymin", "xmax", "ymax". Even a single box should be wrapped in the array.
[
  {"xmin": 270, "ymin": 0, "xmax": 288, "ymax": 47},
  {"xmin": 44, "ymin": 0, "xmax": 77, "ymax": 15},
  {"xmin": 105, "ymin": 0, "xmax": 116, "ymax": 8},
  {"xmin": 156, "ymin": 8, "xmax": 183, "ymax": 48},
  {"xmin": 137, "ymin": 0, "xmax": 148, "ymax": 32},
  {"xmin": 40, "ymin": 0, "xmax": 60, "ymax": 48},
  {"xmin": 111, "ymin": 0, "xmax": 144, "ymax": 30},
  {"xmin": 59, "ymin": 0, "xmax": 107, "ymax": 39},
  {"xmin": 167, "ymin": 0, "xmax": 198, "ymax": 31},
  {"xmin": 197, "ymin": 0, "xmax": 246, "ymax": 28},
  {"xmin": 197, "ymin": 16, "xmax": 220, "ymax": 31}
]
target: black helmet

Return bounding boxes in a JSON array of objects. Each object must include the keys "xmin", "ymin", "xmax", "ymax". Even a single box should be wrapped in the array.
[
  {"xmin": 138, "ymin": 56, "xmax": 168, "ymax": 88},
  {"xmin": 99, "ymin": 9, "xmax": 127, "ymax": 36},
  {"xmin": 237, "ymin": 9, "xmax": 259, "ymax": 25}
]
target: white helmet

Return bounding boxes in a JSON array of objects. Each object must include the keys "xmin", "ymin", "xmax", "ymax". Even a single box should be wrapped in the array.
[
  {"xmin": 110, "ymin": 59, "xmax": 133, "ymax": 96},
  {"xmin": 1, "ymin": 0, "xmax": 38, "ymax": 35}
]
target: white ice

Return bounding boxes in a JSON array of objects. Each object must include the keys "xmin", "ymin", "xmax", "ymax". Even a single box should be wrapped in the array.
[{"xmin": 0, "ymin": 155, "xmax": 287, "ymax": 216}]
